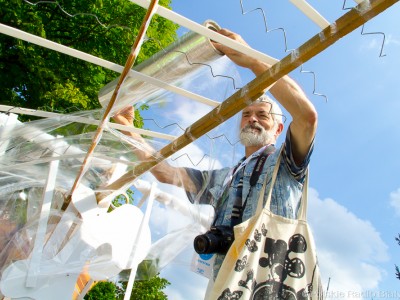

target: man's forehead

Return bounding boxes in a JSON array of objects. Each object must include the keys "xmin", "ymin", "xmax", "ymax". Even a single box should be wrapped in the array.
[{"xmin": 242, "ymin": 102, "xmax": 272, "ymax": 113}]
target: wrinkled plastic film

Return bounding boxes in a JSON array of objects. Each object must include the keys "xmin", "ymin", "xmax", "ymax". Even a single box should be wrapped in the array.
[
  {"xmin": 0, "ymin": 116, "xmax": 236, "ymax": 287},
  {"xmin": 0, "ymin": 111, "xmax": 144, "ymax": 288},
  {"xmin": 0, "ymin": 30, "xmax": 244, "ymax": 296},
  {"xmin": 0, "ymin": 189, "xmax": 81, "ymax": 274},
  {"xmin": 98, "ymin": 20, "xmax": 224, "ymax": 115},
  {"xmin": 0, "ymin": 112, "xmax": 133, "ymax": 199}
]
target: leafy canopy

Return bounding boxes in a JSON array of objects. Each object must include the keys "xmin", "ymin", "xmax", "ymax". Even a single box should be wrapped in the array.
[
  {"xmin": 0, "ymin": 0, "xmax": 178, "ymax": 116},
  {"xmin": 84, "ymin": 274, "xmax": 170, "ymax": 300}
]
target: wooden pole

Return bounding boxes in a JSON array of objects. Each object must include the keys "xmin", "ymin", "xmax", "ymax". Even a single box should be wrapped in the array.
[{"xmin": 68, "ymin": 0, "xmax": 160, "ymax": 199}]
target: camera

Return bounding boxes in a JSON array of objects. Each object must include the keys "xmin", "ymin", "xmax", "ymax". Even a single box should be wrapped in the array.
[{"xmin": 193, "ymin": 225, "xmax": 234, "ymax": 255}]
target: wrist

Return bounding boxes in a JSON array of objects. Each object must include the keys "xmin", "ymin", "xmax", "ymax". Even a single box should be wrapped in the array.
[{"xmin": 250, "ymin": 61, "xmax": 270, "ymax": 76}]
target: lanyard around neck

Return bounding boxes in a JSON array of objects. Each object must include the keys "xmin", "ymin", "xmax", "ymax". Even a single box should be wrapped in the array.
[
  {"xmin": 249, "ymin": 145, "xmax": 275, "ymax": 187},
  {"xmin": 230, "ymin": 145, "xmax": 275, "ymax": 227},
  {"xmin": 223, "ymin": 145, "xmax": 275, "ymax": 188}
]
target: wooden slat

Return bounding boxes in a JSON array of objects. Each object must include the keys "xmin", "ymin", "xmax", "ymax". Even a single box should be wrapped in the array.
[
  {"xmin": 100, "ymin": 0, "xmax": 398, "ymax": 198},
  {"xmin": 69, "ymin": 0, "xmax": 160, "ymax": 197}
]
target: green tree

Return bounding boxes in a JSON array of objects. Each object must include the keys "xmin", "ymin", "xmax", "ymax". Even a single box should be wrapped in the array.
[
  {"xmin": 119, "ymin": 274, "xmax": 170, "ymax": 300},
  {"xmin": 84, "ymin": 260, "xmax": 170, "ymax": 299},
  {"xmin": 129, "ymin": 275, "xmax": 170, "ymax": 300},
  {"xmin": 84, "ymin": 274, "xmax": 170, "ymax": 300},
  {"xmin": 0, "ymin": 0, "xmax": 178, "ymax": 116},
  {"xmin": 84, "ymin": 281, "xmax": 118, "ymax": 300}
]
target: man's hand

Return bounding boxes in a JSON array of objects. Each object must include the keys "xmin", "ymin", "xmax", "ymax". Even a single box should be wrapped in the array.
[
  {"xmin": 112, "ymin": 106, "xmax": 135, "ymax": 127},
  {"xmin": 212, "ymin": 28, "xmax": 268, "ymax": 76},
  {"xmin": 112, "ymin": 107, "xmax": 196, "ymax": 192},
  {"xmin": 112, "ymin": 106, "xmax": 144, "ymax": 141}
]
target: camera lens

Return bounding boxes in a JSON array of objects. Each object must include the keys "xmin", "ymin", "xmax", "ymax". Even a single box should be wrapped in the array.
[
  {"xmin": 193, "ymin": 226, "xmax": 234, "ymax": 254},
  {"xmin": 194, "ymin": 233, "xmax": 221, "ymax": 254},
  {"xmin": 193, "ymin": 235, "xmax": 210, "ymax": 254}
]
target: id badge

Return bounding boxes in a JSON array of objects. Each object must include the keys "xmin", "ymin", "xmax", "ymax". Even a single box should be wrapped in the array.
[{"xmin": 190, "ymin": 252, "xmax": 215, "ymax": 279}]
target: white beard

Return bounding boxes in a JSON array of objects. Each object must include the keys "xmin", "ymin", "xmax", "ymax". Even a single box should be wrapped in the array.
[{"xmin": 239, "ymin": 124, "xmax": 275, "ymax": 147}]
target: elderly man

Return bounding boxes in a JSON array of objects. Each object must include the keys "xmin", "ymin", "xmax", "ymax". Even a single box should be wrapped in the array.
[{"xmin": 113, "ymin": 28, "xmax": 317, "ymax": 285}]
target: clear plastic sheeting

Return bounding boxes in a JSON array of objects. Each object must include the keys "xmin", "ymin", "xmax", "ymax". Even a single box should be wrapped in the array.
[
  {"xmin": 0, "ymin": 36, "xmax": 243, "ymax": 298},
  {"xmin": 98, "ymin": 20, "xmax": 224, "ymax": 115},
  {"xmin": 0, "ymin": 109, "xmax": 131, "ymax": 197}
]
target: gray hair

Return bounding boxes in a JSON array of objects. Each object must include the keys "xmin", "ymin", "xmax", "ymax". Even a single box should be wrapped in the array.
[{"xmin": 252, "ymin": 95, "xmax": 283, "ymax": 125}]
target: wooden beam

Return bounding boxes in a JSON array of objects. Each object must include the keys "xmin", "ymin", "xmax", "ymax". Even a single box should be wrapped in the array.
[{"xmin": 100, "ymin": 0, "xmax": 398, "ymax": 197}]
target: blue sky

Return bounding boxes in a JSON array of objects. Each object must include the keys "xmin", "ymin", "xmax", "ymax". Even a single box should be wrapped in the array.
[{"xmin": 142, "ymin": 1, "xmax": 400, "ymax": 299}]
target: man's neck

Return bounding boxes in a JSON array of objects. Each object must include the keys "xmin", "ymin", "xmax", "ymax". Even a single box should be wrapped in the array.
[{"xmin": 245, "ymin": 145, "xmax": 264, "ymax": 158}]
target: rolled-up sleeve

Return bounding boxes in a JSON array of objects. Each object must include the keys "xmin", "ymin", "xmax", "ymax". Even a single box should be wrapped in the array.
[
  {"xmin": 184, "ymin": 167, "xmax": 230, "ymax": 206},
  {"xmin": 282, "ymin": 127, "xmax": 314, "ymax": 183}
]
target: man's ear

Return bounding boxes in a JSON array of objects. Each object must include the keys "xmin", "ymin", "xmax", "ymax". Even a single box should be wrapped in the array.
[{"xmin": 274, "ymin": 123, "xmax": 284, "ymax": 138}]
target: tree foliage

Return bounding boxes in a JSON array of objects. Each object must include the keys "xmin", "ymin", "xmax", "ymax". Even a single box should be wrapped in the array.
[
  {"xmin": 0, "ymin": 0, "xmax": 178, "ymax": 116},
  {"xmin": 126, "ymin": 275, "xmax": 170, "ymax": 300},
  {"xmin": 85, "ymin": 281, "xmax": 118, "ymax": 300},
  {"xmin": 84, "ymin": 274, "xmax": 170, "ymax": 300}
]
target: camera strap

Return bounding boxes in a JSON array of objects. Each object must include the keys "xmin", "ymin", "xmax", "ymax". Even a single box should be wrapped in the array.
[{"xmin": 231, "ymin": 144, "xmax": 275, "ymax": 227}]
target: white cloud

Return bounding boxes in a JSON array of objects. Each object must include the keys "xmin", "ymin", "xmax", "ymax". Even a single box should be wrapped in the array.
[
  {"xmin": 308, "ymin": 188, "xmax": 389, "ymax": 296},
  {"xmin": 172, "ymin": 100, "xmax": 213, "ymax": 128},
  {"xmin": 386, "ymin": 34, "xmax": 400, "ymax": 46},
  {"xmin": 365, "ymin": 38, "xmax": 381, "ymax": 51},
  {"xmin": 389, "ymin": 188, "xmax": 400, "ymax": 216},
  {"xmin": 359, "ymin": 36, "xmax": 386, "ymax": 55}
]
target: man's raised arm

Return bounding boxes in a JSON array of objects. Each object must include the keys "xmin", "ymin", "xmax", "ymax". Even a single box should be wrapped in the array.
[
  {"xmin": 213, "ymin": 28, "xmax": 318, "ymax": 165},
  {"xmin": 112, "ymin": 106, "xmax": 198, "ymax": 193}
]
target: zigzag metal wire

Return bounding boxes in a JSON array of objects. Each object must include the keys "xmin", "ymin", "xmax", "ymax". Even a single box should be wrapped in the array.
[
  {"xmin": 143, "ymin": 116, "xmax": 291, "ymax": 168},
  {"xmin": 239, "ymin": 0, "xmax": 292, "ymax": 53},
  {"xmin": 205, "ymin": 133, "xmax": 241, "ymax": 146},
  {"xmin": 170, "ymin": 152, "xmax": 210, "ymax": 166},
  {"xmin": 342, "ymin": 0, "xmax": 354, "ymax": 10},
  {"xmin": 143, "ymin": 118, "xmax": 243, "ymax": 167},
  {"xmin": 22, "ymin": 0, "xmax": 131, "ymax": 30},
  {"xmin": 143, "ymin": 118, "xmax": 186, "ymax": 132},
  {"xmin": 144, "ymin": 37, "xmax": 241, "ymax": 91},
  {"xmin": 239, "ymin": 0, "xmax": 327, "ymax": 102},
  {"xmin": 360, "ymin": 25, "xmax": 386, "ymax": 57},
  {"xmin": 143, "ymin": 118, "xmax": 240, "ymax": 146},
  {"xmin": 170, "ymin": 136, "xmax": 243, "ymax": 167},
  {"xmin": 299, "ymin": 65, "xmax": 328, "ymax": 102},
  {"xmin": 175, "ymin": 50, "xmax": 240, "ymax": 91},
  {"xmin": 342, "ymin": 0, "xmax": 386, "ymax": 57}
]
